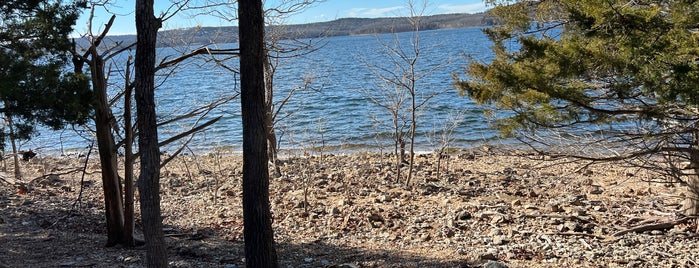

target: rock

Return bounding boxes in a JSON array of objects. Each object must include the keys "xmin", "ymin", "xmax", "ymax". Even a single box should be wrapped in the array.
[
  {"xmin": 548, "ymin": 203, "xmax": 564, "ymax": 213},
  {"xmin": 419, "ymin": 233, "xmax": 431, "ymax": 241},
  {"xmin": 225, "ymin": 189, "xmax": 236, "ymax": 197},
  {"xmin": 455, "ymin": 210, "xmax": 472, "ymax": 221},
  {"xmin": 561, "ymin": 221, "xmax": 582, "ymax": 232},
  {"xmin": 493, "ymin": 236, "xmax": 509, "ymax": 245},
  {"xmin": 484, "ymin": 261, "xmax": 508, "ymax": 268},
  {"xmin": 479, "ymin": 252, "xmax": 498, "ymax": 261},
  {"xmin": 58, "ymin": 261, "xmax": 77, "ymax": 267},
  {"xmin": 377, "ymin": 194, "xmax": 392, "ymax": 203},
  {"xmin": 575, "ymin": 209, "xmax": 588, "ymax": 216},
  {"xmin": 329, "ymin": 264, "xmax": 360, "ymax": 268},
  {"xmin": 593, "ymin": 205, "xmax": 607, "ymax": 212},
  {"xmin": 564, "ymin": 194, "xmax": 587, "ymax": 206},
  {"xmin": 304, "ymin": 257, "xmax": 314, "ymax": 263},
  {"xmin": 588, "ymin": 186, "xmax": 603, "ymax": 195},
  {"xmin": 321, "ymin": 259, "xmax": 331, "ymax": 266},
  {"xmin": 443, "ymin": 229, "xmax": 456, "ymax": 238},
  {"xmin": 219, "ymin": 256, "xmax": 238, "ymax": 265},
  {"xmin": 368, "ymin": 213, "xmax": 384, "ymax": 222},
  {"xmin": 328, "ymin": 206, "xmax": 341, "ymax": 215}
]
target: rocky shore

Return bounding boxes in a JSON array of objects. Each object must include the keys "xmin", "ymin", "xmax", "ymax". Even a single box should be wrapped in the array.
[{"xmin": 1, "ymin": 148, "xmax": 697, "ymax": 267}]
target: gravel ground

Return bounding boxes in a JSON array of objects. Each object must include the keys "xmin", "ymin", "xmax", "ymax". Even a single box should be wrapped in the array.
[{"xmin": 1, "ymin": 148, "xmax": 697, "ymax": 267}]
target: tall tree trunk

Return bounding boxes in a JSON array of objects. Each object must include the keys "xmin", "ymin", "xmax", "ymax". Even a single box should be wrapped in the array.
[
  {"xmin": 238, "ymin": 0, "xmax": 279, "ymax": 266},
  {"xmin": 123, "ymin": 58, "xmax": 136, "ymax": 246},
  {"xmin": 90, "ymin": 52, "xmax": 127, "ymax": 247},
  {"xmin": 135, "ymin": 0, "xmax": 167, "ymax": 266}
]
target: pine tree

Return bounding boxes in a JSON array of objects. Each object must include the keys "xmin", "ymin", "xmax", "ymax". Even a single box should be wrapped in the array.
[
  {"xmin": 0, "ymin": 0, "xmax": 92, "ymax": 147},
  {"xmin": 455, "ymin": 0, "xmax": 699, "ymax": 216}
]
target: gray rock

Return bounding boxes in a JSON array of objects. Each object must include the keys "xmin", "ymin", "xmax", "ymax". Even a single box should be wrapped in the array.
[
  {"xmin": 58, "ymin": 261, "xmax": 77, "ymax": 267},
  {"xmin": 329, "ymin": 264, "xmax": 359, "ymax": 268},
  {"xmin": 484, "ymin": 260, "xmax": 508, "ymax": 268}
]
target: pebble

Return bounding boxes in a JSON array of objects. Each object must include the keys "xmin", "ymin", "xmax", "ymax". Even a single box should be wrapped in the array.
[
  {"xmin": 493, "ymin": 236, "xmax": 509, "ymax": 245},
  {"xmin": 548, "ymin": 204, "xmax": 564, "ymax": 213}
]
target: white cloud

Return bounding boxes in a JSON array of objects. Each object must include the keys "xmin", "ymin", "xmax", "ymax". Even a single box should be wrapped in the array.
[
  {"xmin": 346, "ymin": 6, "xmax": 404, "ymax": 18},
  {"xmin": 437, "ymin": 3, "xmax": 487, "ymax": 14}
]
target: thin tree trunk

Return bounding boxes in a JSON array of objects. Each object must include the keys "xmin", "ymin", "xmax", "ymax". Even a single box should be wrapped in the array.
[
  {"xmin": 238, "ymin": 0, "xmax": 279, "ymax": 266},
  {"xmin": 686, "ymin": 130, "xmax": 699, "ymax": 219},
  {"xmin": 5, "ymin": 114, "xmax": 21, "ymax": 180},
  {"xmin": 135, "ymin": 0, "xmax": 167, "ymax": 266},
  {"xmin": 90, "ymin": 52, "xmax": 127, "ymax": 247},
  {"xmin": 264, "ymin": 59, "xmax": 280, "ymax": 177},
  {"xmin": 123, "ymin": 58, "xmax": 136, "ymax": 246},
  {"xmin": 406, "ymin": 94, "xmax": 416, "ymax": 186}
]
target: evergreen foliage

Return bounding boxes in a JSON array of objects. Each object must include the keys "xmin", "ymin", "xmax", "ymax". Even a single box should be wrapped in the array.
[
  {"xmin": 0, "ymin": 0, "xmax": 91, "ymax": 148},
  {"xmin": 455, "ymin": 0, "xmax": 699, "ymax": 215},
  {"xmin": 455, "ymin": 0, "xmax": 698, "ymax": 149}
]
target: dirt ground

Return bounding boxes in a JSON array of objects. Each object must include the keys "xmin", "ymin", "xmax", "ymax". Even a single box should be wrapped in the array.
[{"xmin": 1, "ymin": 147, "xmax": 697, "ymax": 267}]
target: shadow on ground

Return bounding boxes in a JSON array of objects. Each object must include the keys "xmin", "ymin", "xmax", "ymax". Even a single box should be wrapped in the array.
[{"xmin": 0, "ymin": 183, "xmax": 481, "ymax": 268}]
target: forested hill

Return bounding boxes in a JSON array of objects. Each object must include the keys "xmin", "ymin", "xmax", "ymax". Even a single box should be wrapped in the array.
[{"xmin": 99, "ymin": 12, "xmax": 493, "ymax": 47}]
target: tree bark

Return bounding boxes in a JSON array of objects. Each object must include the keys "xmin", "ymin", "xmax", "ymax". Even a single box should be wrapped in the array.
[
  {"xmin": 135, "ymin": 0, "xmax": 167, "ymax": 266},
  {"xmin": 238, "ymin": 0, "xmax": 279, "ymax": 266},
  {"xmin": 123, "ymin": 57, "xmax": 135, "ymax": 246},
  {"xmin": 90, "ymin": 52, "xmax": 127, "ymax": 247},
  {"xmin": 686, "ymin": 131, "xmax": 699, "ymax": 219},
  {"xmin": 264, "ymin": 59, "xmax": 279, "ymax": 176},
  {"xmin": 5, "ymin": 114, "xmax": 21, "ymax": 180}
]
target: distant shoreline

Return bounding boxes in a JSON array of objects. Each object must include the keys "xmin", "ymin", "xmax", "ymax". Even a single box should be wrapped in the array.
[{"xmin": 81, "ymin": 12, "xmax": 494, "ymax": 49}]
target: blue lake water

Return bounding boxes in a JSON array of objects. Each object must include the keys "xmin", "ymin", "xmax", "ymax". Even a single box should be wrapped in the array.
[{"xmin": 29, "ymin": 27, "xmax": 508, "ymax": 155}]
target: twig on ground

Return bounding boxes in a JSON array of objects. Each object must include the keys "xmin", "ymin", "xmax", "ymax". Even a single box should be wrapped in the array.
[{"xmin": 612, "ymin": 217, "xmax": 691, "ymax": 237}]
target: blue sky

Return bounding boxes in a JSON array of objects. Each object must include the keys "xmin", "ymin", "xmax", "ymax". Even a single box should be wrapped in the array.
[{"xmin": 75, "ymin": 0, "xmax": 487, "ymax": 36}]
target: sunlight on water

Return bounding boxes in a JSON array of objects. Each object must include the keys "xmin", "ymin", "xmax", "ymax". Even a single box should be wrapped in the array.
[{"xmin": 29, "ymin": 27, "xmax": 505, "ymax": 155}]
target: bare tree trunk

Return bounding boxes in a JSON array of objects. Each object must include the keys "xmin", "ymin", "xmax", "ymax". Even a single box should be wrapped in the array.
[
  {"xmin": 686, "ymin": 130, "xmax": 699, "ymax": 219},
  {"xmin": 123, "ymin": 58, "xmax": 136, "ymax": 246},
  {"xmin": 135, "ymin": 0, "xmax": 167, "ymax": 266},
  {"xmin": 406, "ymin": 94, "xmax": 416, "ymax": 186},
  {"xmin": 90, "ymin": 52, "xmax": 127, "ymax": 247},
  {"xmin": 239, "ymin": 0, "xmax": 279, "ymax": 266},
  {"xmin": 5, "ymin": 114, "xmax": 21, "ymax": 180},
  {"xmin": 264, "ymin": 59, "xmax": 280, "ymax": 177}
]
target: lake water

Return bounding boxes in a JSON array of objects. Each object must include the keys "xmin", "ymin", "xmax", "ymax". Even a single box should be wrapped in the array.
[{"xmin": 29, "ymin": 27, "xmax": 508, "ymax": 155}]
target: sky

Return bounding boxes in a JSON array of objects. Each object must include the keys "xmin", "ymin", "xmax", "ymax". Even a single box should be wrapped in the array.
[{"xmin": 75, "ymin": 0, "xmax": 487, "ymax": 36}]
